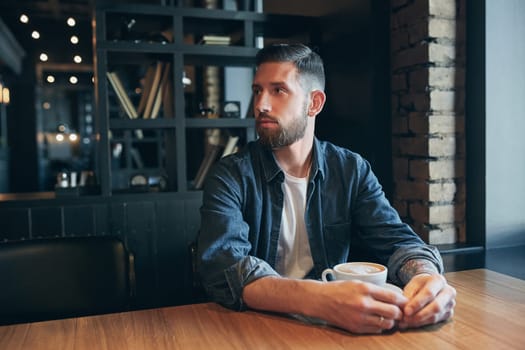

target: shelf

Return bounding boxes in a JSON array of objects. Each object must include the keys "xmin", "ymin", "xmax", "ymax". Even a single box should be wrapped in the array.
[
  {"xmin": 109, "ymin": 118, "xmax": 255, "ymax": 130},
  {"xmin": 185, "ymin": 118, "xmax": 255, "ymax": 128},
  {"xmin": 99, "ymin": 4, "xmax": 268, "ymax": 21},
  {"xmin": 99, "ymin": 41, "xmax": 178, "ymax": 54},
  {"xmin": 110, "ymin": 119, "xmax": 178, "ymax": 129},
  {"xmin": 99, "ymin": 3, "xmax": 313, "ymax": 25},
  {"xmin": 100, "ymin": 41, "xmax": 258, "ymax": 64}
]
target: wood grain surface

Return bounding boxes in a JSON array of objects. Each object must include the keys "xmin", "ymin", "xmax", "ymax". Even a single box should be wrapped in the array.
[{"xmin": 1, "ymin": 269, "xmax": 524, "ymax": 349}]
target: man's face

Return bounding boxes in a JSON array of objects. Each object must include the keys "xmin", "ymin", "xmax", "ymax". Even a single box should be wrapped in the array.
[{"xmin": 252, "ymin": 62, "xmax": 309, "ymax": 148}]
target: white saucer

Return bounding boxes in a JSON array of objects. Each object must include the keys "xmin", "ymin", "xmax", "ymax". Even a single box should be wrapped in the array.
[{"xmin": 384, "ymin": 283, "xmax": 403, "ymax": 294}]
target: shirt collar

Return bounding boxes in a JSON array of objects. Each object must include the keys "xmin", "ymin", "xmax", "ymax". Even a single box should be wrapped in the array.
[
  {"xmin": 256, "ymin": 137, "xmax": 326, "ymax": 183},
  {"xmin": 311, "ymin": 137, "xmax": 326, "ymax": 181}
]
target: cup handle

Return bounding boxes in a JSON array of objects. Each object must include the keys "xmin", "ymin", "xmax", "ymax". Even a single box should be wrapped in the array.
[{"xmin": 321, "ymin": 268, "xmax": 335, "ymax": 282}]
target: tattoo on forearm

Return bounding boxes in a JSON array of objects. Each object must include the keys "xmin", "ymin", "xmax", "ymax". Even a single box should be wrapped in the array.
[{"xmin": 398, "ymin": 259, "xmax": 439, "ymax": 285}]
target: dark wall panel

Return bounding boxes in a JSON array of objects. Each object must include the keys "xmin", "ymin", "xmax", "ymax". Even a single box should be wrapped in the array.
[
  {"xmin": 155, "ymin": 199, "xmax": 187, "ymax": 305},
  {"xmin": 0, "ymin": 192, "xmax": 203, "ymax": 309},
  {"xmin": 31, "ymin": 207, "xmax": 62, "ymax": 238},
  {"xmin": 0, "ymin": 208, "xmax": 30, "ymax": 240},
  {"xmin": 125, "ymin": 200, "xmax": 159, "ymax": 308},
  {"xmin": 64, "ymin": 205, "xmax": 95, "ymax": 236},
  {"xmin": 93, "ymin": 203, "xmax": 110, "ymax": 235}
]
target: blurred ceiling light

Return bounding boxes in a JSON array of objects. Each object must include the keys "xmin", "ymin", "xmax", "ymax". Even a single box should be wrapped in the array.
[
  {"xmin": 55, "ymin": 133, "xmax": 65, "ymax": 142},
  {"xmin": 67, "ymin": 17, "xmax": 76, "ymax": 27},
  {"xmin": 0, "ymin": 86, "xmax": 10, "ymax": 105},
  {"xmin": 73, "ymin": 55, "xmax": 82, "ymax": 63},
  {"xmin": 46, "ymin": 75, "xmax": 55, "ymax": 83},
  {"xmin": 70, "ymin": 35, "xmax": 79, "ymax": 44},
  {"xmin": 19, "ymin": 14, "xmax": 29, "ymax": 23},
  {"xmin": 43, "ymin": 102, "xmax": 51, "ymax": 109},
  {"xmin": 31, "ymin": 30, "xmax": 40, "ymax": 39},
  {"xmin": 57, "ymin": 124, "xmax": 67, "ymax": 132},
  {"xmin": 69, "ymin": 76, "xmax": 78, "ymax": 84},
  {"xmin": 39, "ymin": 53, "xmax": 48, "ymax": 62},
  {"xmin": 68, "ymin": 133, "xmax": 78, "ymax": 142}
]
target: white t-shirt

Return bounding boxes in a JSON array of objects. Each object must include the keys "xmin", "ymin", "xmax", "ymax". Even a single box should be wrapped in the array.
[{"xmin": 275, "ymin": 172, "xmax": 314, "ymax": 279}]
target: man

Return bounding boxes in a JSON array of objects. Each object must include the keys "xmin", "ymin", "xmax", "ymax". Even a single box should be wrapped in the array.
[{"xmin": 197, "ymin": 43, "xmax": 456, "ymax": 334}]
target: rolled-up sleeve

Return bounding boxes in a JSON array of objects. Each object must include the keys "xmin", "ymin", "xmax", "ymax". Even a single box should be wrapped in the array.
[
  {"xmin": 197, "ymin": 161, "xmax": 279, "ymax": 311},
  {"xmin": 350, "ymin": 155, "xmax": 444, "ymax": 286},
  {"xmin": 387, "ymin": 245, "xmax": 444, "ymax": 286}
]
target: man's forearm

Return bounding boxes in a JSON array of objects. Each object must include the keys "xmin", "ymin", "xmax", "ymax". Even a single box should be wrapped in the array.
[
  {"xmin": 243, "ymin": 275, "xmax": 324, "ymax": 317},
  {"xmin": 397, "ymin": 259, "xmax": 440, "ymax": 285}
]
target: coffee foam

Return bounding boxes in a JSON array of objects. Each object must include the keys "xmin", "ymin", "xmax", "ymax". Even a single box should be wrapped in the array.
[{"xmin": 339, "ymin": 264, "xmax": 382, "ymax": 274}]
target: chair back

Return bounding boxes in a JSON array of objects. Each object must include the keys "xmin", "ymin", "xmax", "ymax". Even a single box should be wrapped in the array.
[{"xmin": 0, "ymin": 236, "xmax": 135, "ymax": 325}]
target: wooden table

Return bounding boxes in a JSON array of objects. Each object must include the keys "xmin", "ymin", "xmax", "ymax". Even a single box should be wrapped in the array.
[{"xmin": 1, "ymin": 269, "xmax": 524, "ymax": 349}]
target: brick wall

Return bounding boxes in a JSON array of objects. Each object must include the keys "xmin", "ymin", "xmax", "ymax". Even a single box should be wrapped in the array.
[{"xmin": 390, "ymin": 0, "xmax": 466, "ymax": 244}]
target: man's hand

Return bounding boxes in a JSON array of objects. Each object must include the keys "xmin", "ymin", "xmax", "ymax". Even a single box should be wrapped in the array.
[
  {"xmin": 398, "ymin": 274, "xmax": 456, "ymax": 329},
  {"xmin": 313, "ymin": 280, "xmax": 409, "ymax": 334},
  {"xmin": 243, "ymin": 276, "xmax": 408, "ymax": 334}
]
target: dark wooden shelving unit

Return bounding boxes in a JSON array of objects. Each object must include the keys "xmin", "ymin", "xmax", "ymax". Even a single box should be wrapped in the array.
[
  {"xmin": 95, "ymin": 3, "xmax": 315, "ymax": 196},
  {"xmin": 97, "ymin": 5, "xmax": 247, "ymax": 195}
]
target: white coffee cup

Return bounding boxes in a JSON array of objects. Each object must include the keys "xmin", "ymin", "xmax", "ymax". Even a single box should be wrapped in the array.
[{"xmin": 321, "ymin": 262, "xmax": 388, "ymax": 285}]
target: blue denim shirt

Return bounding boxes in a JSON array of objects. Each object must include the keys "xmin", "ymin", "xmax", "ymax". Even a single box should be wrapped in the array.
[{"xmin": 197, "ymin": 138, "xmax": 443, "ymax": 311}]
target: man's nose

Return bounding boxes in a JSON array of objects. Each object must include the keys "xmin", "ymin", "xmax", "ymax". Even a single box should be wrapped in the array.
[{"xmin": 254, "ymin": 92, "xmax": 271, "ymax": 114}]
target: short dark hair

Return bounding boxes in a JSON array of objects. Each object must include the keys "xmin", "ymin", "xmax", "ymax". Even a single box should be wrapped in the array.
[{"xmin": 255, "ymin": 43, "xmax": 325, "ymax": 91}]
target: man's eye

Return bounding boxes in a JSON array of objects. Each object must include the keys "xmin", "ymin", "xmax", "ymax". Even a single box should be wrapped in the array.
[{"xmin": 275, "ymin": 87, "xmax": 286, "ymax": 94}]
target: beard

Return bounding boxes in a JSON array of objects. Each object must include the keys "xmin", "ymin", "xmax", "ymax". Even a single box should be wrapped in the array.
[{"xmin": 256, "ymin": 104, "xmax": 309, "ymax": 149}]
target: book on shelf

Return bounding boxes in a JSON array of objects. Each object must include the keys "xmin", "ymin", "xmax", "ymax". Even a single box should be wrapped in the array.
[
  {"xmin": 107, "ymin": 60, "xmax": 173, "ymax": 134},
  {"xmin": 143, "ymin": 61, "xmax": 164, "ymax": 119},
  {"xmin": 136, "ymin": 61, "xmax": 173, "ymax": 120},
  {"xmin": 136, "ymin": 64, "xmax": 156, "ymax": 118},
  {"xmin": 193, "ymin": 128, "xmax": 222, "ymax": 190},
  {"xmin": 106, "ymin": 71, "xmax": 138, "ymax": 119},
  {"xmin": 194, "ymin": 132, "xmax": 241, "ymax": 189},
  {"xmin": 106, "ymin": 71, "xmax": 143, "ymax": 139},
  {"xmin": 199, "ymin": 35, "xmax": 231, "ymax": 45},
  {"xmin": 150, "ymin": 84, "xmax": 163, "ymax": 120},
  {"xmin": 221, "ymin": 135, "xmax": 239, "ymax": 158},
  {"xmin": 193, "ymin": 143, "xmax": 221, "ymax": 190},
  {"xmin": 151, "ymin": 62, "xmax": 172, "ymax": 119}
]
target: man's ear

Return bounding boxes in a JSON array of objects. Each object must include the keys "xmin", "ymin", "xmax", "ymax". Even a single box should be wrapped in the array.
[{"xmin": 308, "ymin": 90, "xmax": 326, "ymax": 117}]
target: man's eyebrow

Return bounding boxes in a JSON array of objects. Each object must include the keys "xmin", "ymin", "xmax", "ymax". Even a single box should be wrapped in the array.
[{"xmin": 252, "ymin": 81, "xmax": 288, "ymax": 88}]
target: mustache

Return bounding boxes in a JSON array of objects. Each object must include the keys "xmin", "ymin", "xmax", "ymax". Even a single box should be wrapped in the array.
[{"xmin": 256, "ymin": 112, "xmax": 278, "ymax": 122}]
